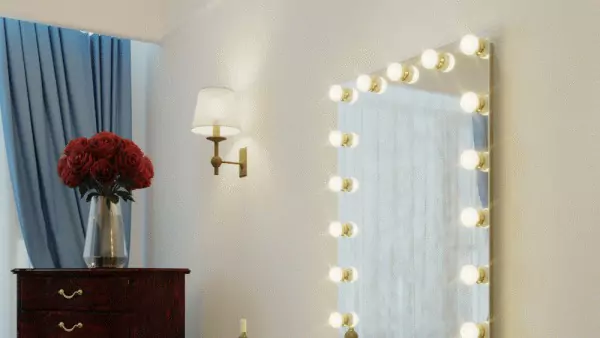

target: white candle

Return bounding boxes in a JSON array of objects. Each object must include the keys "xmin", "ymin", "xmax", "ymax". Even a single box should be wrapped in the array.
[{"xmin": 240, "ymin": 318, "xmax": 247, "ymax": 333}]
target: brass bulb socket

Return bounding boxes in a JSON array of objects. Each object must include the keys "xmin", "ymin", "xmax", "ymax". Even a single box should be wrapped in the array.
[
  {"xmin": 340, "ymin": 223, "xmax": 356, "ymax": 237},
  {"xmin": 340, "ymin": 133, "xmax": 355, "ymax": 147},
  {"xmin": 341, "ymin": 313, "xmax": 356, "ymax": 327},
  {"xmin": 476, "ymin": 209, "xmax": 490, "ymax": 228},
  {"xmin": 477, "ymin": 152, "xmax": 489, "ymax": 172},
  {"xmin": 476, "ymin": 266, "xmax": 490, "ymax": 284},
  {"xmin": 341, "ymin": 178, "xmax": 355, "ymax": 192},
  {"xmin": 341, "ymin": 88, "xmax": 354, "ymax": 102}
]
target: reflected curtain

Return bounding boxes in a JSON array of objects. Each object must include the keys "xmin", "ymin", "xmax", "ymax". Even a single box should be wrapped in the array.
[{"xmin": 0, "ymin": 18, "xmax": 131, "ymax": 268}]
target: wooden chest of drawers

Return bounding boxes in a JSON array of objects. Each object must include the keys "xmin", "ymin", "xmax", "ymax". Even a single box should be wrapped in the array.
[{"xmin": 13, "ymin": 268, "xmax": 190, "ymax": 338}]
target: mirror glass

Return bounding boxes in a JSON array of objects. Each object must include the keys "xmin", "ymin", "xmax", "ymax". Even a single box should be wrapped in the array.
[{"xmin": 333, "ymin": 38, "xmax": 491, "ymax": 338}]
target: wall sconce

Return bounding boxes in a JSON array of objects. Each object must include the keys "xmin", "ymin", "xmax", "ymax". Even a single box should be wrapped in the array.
[
  {"xmin": 191, "ymin": 87, "xmax": 248, "ymax": 178},
  {"xmin": 329, "ymin": 221, "xmax": 358, "ymax": 238},
  {"xmin": 460, "ymin": 265, "xmax": 490, "ymax": 285},
  {"xmin": 329, "ymin": 312, "xmax": 359, "ymax": 328},
  {"xmin": 329, "ymin": 266, "xmax": 358, "ymax": 283},
  {"xmin": 460, "ymin": 322, "xmax": 489, "ymax": 338},
  {"xmin": 421, "ymin": 49, "xmax": 455, "ymax": 72}
]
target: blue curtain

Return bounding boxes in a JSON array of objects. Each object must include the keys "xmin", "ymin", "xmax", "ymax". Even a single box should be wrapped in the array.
[{"xmin": 0, "ymin": 18, "xmax": 132, "ymax": 268}]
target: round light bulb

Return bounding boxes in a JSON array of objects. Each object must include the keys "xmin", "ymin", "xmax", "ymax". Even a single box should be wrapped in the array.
[
  {"xmin": 442, "ymin": 53, "xmax": 456, "ymax": 72},
  {"xmin": 460, "ymin": 34, "xmax": 482, "ymax": 56},
  {"xmin": 460, "ymin": 150, "xmax": 482, "ymax": 170},
  {"xmin": 421, "ymin": 49, "xmax": 440, "ymax": 69},
  {"xmin": 329, "ymin": 85, "xmax": 344, "ymax": 102},
  {"xmin": 461, "ymin": 92, "xmax": 482, "ymax": 113},
  {"xmin": 329, "ymin": 221, "xmax": 343, "ymax": 237},
  {"xmin": 460, "ymin": 322, "xmax": 484, "ymax": 338},
  {"xmin": 329, "ymin": 267, "xmax": 344, "ymax": 282},
  {"xmin": 349, "ymin": 133, "xmax": 360, "ymax": 147},
  {"xmin": 348, "ymin": 178, "xmax": 359, "ymax": 192},
  {"xmin": 328, "ymin": 312, "xmax": 344, "ymax": 328},
  {"xmin": 408, "ymin": 66, "xmax": 420, "ymax": 83},
  {"xmin": 328, "ymin": 176, "xmax": 344, "ymax": 191},
  {"xmin": 329, "ymin": 131, "xmax": 344, "ymax": 147},
  {"xmin": 386, "ymin": 63, "xmax": 405, "ymax": 81},
  {"xmin": 356, "ymin": 75, "xmax": 373, "ymax": 92},
  {"xmin": 460, "ymin": 265, "xmax": 481, "ymax": 285},
  {"xmin": 461, "ymin": 208, "xmax": 482, "ymax": 227}
]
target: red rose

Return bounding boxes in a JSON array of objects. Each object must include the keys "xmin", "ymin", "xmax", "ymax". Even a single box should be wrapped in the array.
[
  {"xmin": 132, "ymin": 157, "xmax": 153, "ymax": 190},
  {"xmin": 57, "ymin": 155, "xmax": 68, "ymax": 176},
  {"xmin": 61, "ymin": 172, "xmax": 83, "ymax": 188},
  {"xmin": 142, "ymin": 156, "xmax": 154, "ymax": 179},
  {"xmin": 116, "ymin": 141, "xmax": 144, "ymax": 179},
  {"xmin": 67, "ymin": 151, "xmax": 94, "ymax": 177},
  {"xmin": 88, "ymin": 132, "xmax": 121, "ymax": 158},
  {"xmin": 90, "ymin": 159, "xmax": 117, "ymax": 184},
  {"xmin": 120, "ymin": 139, "xmax": 143, "ymax": 155},
  {"xmin": 64, "ymin": 137, "xmax": 88, "ymax": 156}
]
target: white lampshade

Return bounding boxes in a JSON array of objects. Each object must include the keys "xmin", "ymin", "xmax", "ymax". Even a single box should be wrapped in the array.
[{"xmin": 191, "ymin": 87, "xmax": 241, "ymax": 137}]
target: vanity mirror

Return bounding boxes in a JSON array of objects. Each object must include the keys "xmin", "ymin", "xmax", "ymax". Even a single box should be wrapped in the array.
[{"xmin": 328, "ymin": 35, "xmax": 492, "ymax": 338}]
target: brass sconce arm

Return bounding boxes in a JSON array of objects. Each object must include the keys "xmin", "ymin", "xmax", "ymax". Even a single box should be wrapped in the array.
[{"xmin": 206, "ymin": 135, "xmax": 248, "ymax": 178}]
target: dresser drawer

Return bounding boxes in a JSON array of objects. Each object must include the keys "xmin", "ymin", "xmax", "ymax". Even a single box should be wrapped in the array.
[
  {"xmin": 19, "ymin": 276, "xmax": 134, "ymax": 311},
  {"xmin": 19, "ymin": 311, "xmax": 134, "ymax": 338}
]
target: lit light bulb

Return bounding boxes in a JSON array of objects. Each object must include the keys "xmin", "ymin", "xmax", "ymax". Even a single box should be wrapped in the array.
[
  {"xmin": 329, "ymin": 266, "xmax": 358, "ymax": 283},
  {"xmin": 356, "ymin": 75, "xmax": 387, "ymax": 93},
  {"xmin": 329, "ymin": 131, "xmax": 359, "ymax": 148},
  {"xmin": 460, "ymin": 322, "xmax": 488, "ymax": 338},
  {"xmin": 421, "ymin": 49, "xmax": 439, "ymax": 69},
  {"xmin": 421, "ymin": 49, "xmax": 455, "ymax": 72},
  {"xmin": 328, "ymin": 312, "xmax": 344, "ymax": 328},
  {"xmin": 460, "ymin": 34, "xmax": 488, "ymax": 58},
  {"xmin": 329, "ymin": 85, "xmax": 358, "ymax": 103},
  {"xmin": 461, "ymin": 208, "xmax": 488, "ymax": 227},
  {"xmin": 460, "ymin": 265, "xmax": 489, "ymax": 285},
  {"xmin": 328, "ymin": 312, "xmax": 359, "ymax": 328},
  {"xmin": 329, "ymin": 221, "xmax": 357, "ymax": 238},
  {"xmin": 386, "ymin": 63, "xmax": 419, "ymax": 84},
  {"xmin": 460, "ymin": 150, "xmax": 487, "ymax": 171},
  {"xmin": 461, "ymin": 92, "xmax": 487, "ymax": 114},
  {"xmin": 328, "ymin": 176, "xmax": 359, "ymax": 193}
]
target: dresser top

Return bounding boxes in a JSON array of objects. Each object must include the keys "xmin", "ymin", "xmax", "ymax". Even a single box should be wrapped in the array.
[{"xmin": 12, "ymin": 268, "xmax": 191, "ymax": 275}]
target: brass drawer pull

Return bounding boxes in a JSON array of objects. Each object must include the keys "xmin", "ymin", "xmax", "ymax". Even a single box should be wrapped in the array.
[
  {"xmin": 58, "ymin": 289, "xmax": 83, "ymax": 299},
  {"xmin": 58, "ymin": 322, "xmax": 83, "ymax": 332}
]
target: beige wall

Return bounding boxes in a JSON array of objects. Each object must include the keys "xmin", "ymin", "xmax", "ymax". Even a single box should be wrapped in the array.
[
  {"xmin": 0, "ymin": 0, "xmax": 166, "ymax": 41},
  {"xmin": 146, "ymin": 0, "xmax": 600, "ymax": 337}
]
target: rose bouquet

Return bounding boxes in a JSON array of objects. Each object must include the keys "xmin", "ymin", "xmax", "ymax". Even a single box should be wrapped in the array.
[{"xmin": 57, "ymin": 131, "xmax": 153, "ymax": 205}]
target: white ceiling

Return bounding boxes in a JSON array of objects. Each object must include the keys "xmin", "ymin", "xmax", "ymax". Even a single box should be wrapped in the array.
[{"xmin": 0, "ymin": 0, "xmax": 171, "ymax": 42}]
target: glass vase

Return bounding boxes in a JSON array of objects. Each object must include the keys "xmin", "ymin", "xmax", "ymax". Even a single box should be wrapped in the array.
[{"xmin": 83, "ymin": 196, "xmax": 128, "ymax": 268}]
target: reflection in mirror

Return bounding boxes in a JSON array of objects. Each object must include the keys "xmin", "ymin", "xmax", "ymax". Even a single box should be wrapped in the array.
[{"xmin": 329, "ymin": 36, "xmax": 492, "ymax": 338}]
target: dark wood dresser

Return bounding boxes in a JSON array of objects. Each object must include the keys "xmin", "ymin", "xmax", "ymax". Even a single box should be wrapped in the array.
[{"xmin": 13, "ymin": 268, "xmax": 190, "ymax": 338}]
